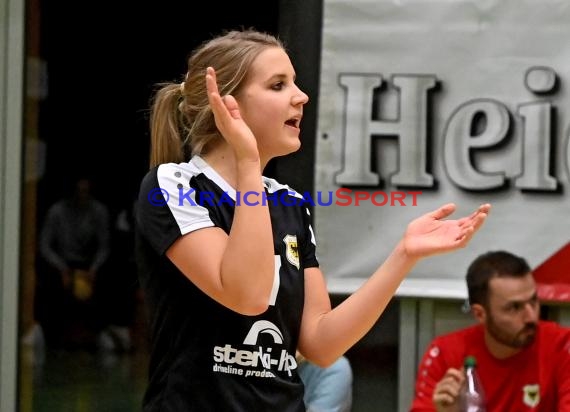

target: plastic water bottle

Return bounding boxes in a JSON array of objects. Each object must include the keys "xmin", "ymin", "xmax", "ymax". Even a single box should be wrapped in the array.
[{"xmin": 460, "ymin": 355, "xmax": 486, "ymax": 412}]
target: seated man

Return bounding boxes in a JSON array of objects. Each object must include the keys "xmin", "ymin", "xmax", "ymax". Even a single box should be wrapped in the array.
[
  {"xmin": 410, "ymin": 250, "xmax": 570, "ymax": 412},
  {"xmin": 297, "ymin": 352, "xmax": 353, "ymax": 412}
]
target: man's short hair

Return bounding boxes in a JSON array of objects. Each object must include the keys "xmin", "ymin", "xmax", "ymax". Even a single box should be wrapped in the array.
[{"xmin": 466, "ymin": 250, "xmax": 531, "ymax": 307}]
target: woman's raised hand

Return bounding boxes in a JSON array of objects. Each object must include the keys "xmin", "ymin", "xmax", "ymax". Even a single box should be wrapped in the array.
[
  {"xmin": 205, "ymin": 67, "xmax": 260, "ymax": 162},
  {"xmin": 402, "ymin": 203, "xmax": 491, "ymax": 259}
]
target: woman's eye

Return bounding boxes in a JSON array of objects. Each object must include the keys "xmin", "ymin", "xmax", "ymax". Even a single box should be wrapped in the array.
[{"xmin": 271, "ymin": 82, "xmax": 284, "ymax": 91}]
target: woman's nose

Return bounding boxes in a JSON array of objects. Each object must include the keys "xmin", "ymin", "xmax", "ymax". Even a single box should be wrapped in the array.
[{"xmin": 293, "ymin": 86, "xmax": 309, "ymax": 105}]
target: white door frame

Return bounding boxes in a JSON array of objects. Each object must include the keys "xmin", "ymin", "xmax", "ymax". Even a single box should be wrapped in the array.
[{"xmin": 0, "ymin": 0, "xmax": 25, "ymax": 410}]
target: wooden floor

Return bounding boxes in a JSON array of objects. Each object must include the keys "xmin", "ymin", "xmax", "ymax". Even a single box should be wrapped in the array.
[
  {"xmin": 19, "ymin": 345, "xmax": 397, "ymax": 412},
  {"xmin": 21, "ymin": 348, "xmax": 146, "ymax": 412},
  {"xmin": 18, "ymin": 299, "xmax": 399, "ymax": 412}
]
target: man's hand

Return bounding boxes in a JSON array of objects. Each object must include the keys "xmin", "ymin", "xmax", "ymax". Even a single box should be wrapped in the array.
[{"xmin": 433, "ymin": 367, "xmax": 464, "ymax": 412}]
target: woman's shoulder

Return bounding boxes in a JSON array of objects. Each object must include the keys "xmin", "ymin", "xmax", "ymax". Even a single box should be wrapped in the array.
[
  {"xmin": 137, "ymin": 161, "xmax": 193, "ymax": 203},
  {"xmin": 262, "ymin": 176, "xmax": 302, "ymax": 198},
  {"xmin": 139, "ymin": 161, "xmax": 195, "ymax": 186}
]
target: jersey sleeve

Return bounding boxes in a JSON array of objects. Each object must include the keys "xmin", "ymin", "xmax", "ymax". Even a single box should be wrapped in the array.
[
  {"xmin": 136, "ymin": 164, "xmax": 214, "ymax": 255},
  {"xmin": 263, "ymin": 176, "xmax": 319, "ymax": 270},
  {"xmin": 555, "ymin": 327, "xmax": 570, "ymax": 411},
  {"xmin": 300, "ymin": 205, "xmax": 319, "ymax": 269},
  {"xmin": 409, "ymin": 340, "xmax": 450, "ymax": 412}
]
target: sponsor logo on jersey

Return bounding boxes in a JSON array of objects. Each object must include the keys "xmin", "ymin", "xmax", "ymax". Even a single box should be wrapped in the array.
[
  {"xmin": 212, "ymin": 320, "xmax": 297, "ymax": 378},
  {"xmin": 522, "ymin": 384, "xmax": 540, "ymax": 407},
  {"xmin": 283, "ymin": 234, "xmax": 300, "ymax": 269},
  {"xmin": 243, "ymin": 320, "xmax": 284, "ymax": 344}
]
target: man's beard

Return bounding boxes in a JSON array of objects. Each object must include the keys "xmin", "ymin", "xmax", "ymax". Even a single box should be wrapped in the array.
[{"xmin": 486, "ymin": 316, "xmax": 537, "ymax": 348}]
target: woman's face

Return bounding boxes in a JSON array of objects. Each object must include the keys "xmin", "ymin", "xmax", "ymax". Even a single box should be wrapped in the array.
[{"xmin": 236, "ymin": 47, "xmax": 309, "ymax": 162}]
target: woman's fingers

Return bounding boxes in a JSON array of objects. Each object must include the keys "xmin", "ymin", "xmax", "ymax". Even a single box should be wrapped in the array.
[
  {"xmin": 429, "ymin": 203, "xmax": 457, "ymax": 221},
  {"xmin": 205, "ymin": 67, "xmax": 238, "ymax": 132},
  {"xmin": 204, "ymin": 67, "xmax": 260, "ymax": 162},
  {"xmin": 206, "ymin": 67, "xmax": 220, "ymax": 100}
]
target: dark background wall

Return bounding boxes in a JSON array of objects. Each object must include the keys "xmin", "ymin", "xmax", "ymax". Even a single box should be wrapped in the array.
[{"xmin": 36, "ymin": 0, "xmax": 322, "ymax": 220}]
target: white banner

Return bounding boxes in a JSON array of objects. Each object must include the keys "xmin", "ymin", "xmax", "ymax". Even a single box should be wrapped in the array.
[{"xmin": 315, "ymin": 0, "xmax": 570, "ymax": 289}]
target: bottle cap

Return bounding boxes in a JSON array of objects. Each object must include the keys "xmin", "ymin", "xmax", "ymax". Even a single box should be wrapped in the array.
[{"xmin": 464, "ymin": 355, "xmax": 477, "ymax": 368}]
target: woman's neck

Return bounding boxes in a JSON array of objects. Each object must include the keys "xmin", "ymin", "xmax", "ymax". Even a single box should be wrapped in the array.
[{"xmin": 201, "ymin": 144, "xmax": 266, "ymax": 188}]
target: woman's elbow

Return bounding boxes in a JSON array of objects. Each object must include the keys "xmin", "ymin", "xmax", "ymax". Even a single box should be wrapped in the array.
[{"xmin": 303, "ymin": 353, "xmax": 339, "ymax": 368}]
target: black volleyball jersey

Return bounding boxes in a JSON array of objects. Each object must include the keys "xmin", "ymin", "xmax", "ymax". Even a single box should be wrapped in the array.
[{"xmin": 135, "ymin": 156, "xmax": 319, "ymax": 412}]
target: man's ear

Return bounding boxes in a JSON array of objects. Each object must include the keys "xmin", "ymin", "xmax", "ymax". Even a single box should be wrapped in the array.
[{"xmin": 471, "ymin": 303, "xmax": 486, "ymax": 324}]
